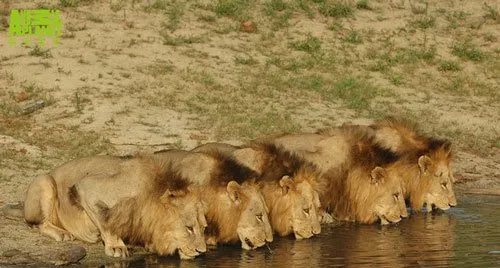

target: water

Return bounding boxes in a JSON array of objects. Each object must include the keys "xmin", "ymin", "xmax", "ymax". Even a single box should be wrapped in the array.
[{"xmin": 117, "ymin": 195, "xmax": 500, "ymax": 268}]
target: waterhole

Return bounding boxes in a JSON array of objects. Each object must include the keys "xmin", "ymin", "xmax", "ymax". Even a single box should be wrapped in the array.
[{"xmin": 118, "ymin": 195, "xmax": 500, "ymax": 267}]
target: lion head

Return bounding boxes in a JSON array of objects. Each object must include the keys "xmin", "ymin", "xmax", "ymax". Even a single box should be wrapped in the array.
[
  {"xmin": 346, "ymin": 166, "xmax": 408, "ymax": 225},
  {"xmin": 132, "ymin": 187, "xmax": 207, "ymax": 259},
  {"xmin": 205, "ymin": 180, "xmax": 273, "ymax": 250},
  {"xmin": 417, "ymin": 149, "xmax": 457, "ymax": 211},
  {"xmin": 146, "ymin": 189, "xmax": 207, "ymax": 259},
  {"xmin": 231, "ymin": 181, "xmax": 274, "ymax": 250},
  {"xmin": 268, "ymin": 173, "xmax": 321, "ymax": 239},
  {"xmin": 390, "ymin": 140, "xmax": 458, "ymax": 212},
  {"xmin": 231, "ymin": 144, "xmax": 322, "ymax": 239}
]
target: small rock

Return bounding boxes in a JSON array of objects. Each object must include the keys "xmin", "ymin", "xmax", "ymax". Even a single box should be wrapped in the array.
[
  {"xmin": 48, "ymin": 245, "xmax": 86, "ymax": 266},
  {"xmin": 240, "ymin": 20, "xmax": 256, "ymax": 33},
  {"xmin": 19, "ymin": 99, "xmax": 45, "ymax": 115},
  {"xmin": 15, "ymin": 91, "xmax": 30, "ymax": 102}
]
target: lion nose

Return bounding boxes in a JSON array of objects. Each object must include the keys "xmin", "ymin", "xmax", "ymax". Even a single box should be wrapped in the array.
[
  {"xmin": 196, "ymin": 248, "xmax": 206, "ymax": 254},
  {"xmin": 401, "ymin": 210, "xmax": 409, "ymax": 218},
  {"xmin": 449, "ymin": 202, "xmax": 457, "ymax": 207},
  {"xmin": 245, "ymin": 238, "xmax": 254, "ymax": 248}
]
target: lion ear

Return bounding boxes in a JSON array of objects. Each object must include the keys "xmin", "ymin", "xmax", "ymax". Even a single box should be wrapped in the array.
[
  {"xmin": 279, "ymin": 175, "xmax": 294, "ymax": 195},
  {"xmin": 159, "ymin": 189, "xmax": 176, "ymax": 203},
  {"xmin": 442, "ymin": 141, "xmax": 452, "ymax": 158},
  {"xmin": 370, "ymin": 167, "xmax": 387, "ymax": 185},
  {"xmin": 196, "ymin": 202, "xmax": 208, "ymax": 228},
  {"xmin": 227, "ymin": 181, "xmax": 242, "ymax": 203},
  {"xmin": 159, "ymin": 188, "xmax": 187, "ymax": 203},
  {"xmin": 418, "ymin": 155, "xmax": 432, "ymax": 173}
]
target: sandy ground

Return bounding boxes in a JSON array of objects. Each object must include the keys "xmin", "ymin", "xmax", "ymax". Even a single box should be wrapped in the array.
[{"xmin": 0, "ymin": 0, "xmax": 499, "ymax": 266}]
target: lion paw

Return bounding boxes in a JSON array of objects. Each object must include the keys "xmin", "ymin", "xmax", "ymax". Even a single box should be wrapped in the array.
[
  {"xmin": 40, "ymin": 223, "xmax": 75, "ymax": 242},
  {"xmin": 61, "ymin": 232, "xmax": 74, "ymax": 241},
  {"xmin": 320, "ymin": 212, "xmax": 334, "ymax": 224},
  {"xmin": 105, "ymin": 244, "xmax": 129, "ymax": 258}
]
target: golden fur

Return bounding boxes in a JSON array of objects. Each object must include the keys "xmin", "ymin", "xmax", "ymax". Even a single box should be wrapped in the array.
[
  {"xmin": 255, "ymin": 126, "xmax": 407, "ymax": 224},
  {"xmin": 194, "ymin": 143, "xmax": 322, "ymax": 239},
  {"xmin": 152, "ymin": 149, "xmax": 274, "ymax": 250},
  {"xmin": 24, "ymin": 156, "xmax": 207, "ymax": 259},
  {"xmin": 369, "ymin": 117, "xmax": 457, "ymax": 210}
]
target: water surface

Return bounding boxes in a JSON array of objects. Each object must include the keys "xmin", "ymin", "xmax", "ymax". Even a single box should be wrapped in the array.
[{"xmin": 119, "ymin": 195, "xmax": 500, "ymax": 268}]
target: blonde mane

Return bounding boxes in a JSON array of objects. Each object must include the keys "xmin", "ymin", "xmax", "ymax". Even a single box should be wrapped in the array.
[{"xmin": 101, "ymin": 161, "xmax": 198, "ymax": 255}]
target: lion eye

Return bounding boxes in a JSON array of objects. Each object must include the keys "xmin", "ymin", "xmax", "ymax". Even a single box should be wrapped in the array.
[
  {"xmin": 186, "ymin": 226, "xmax": 194, "ymax": 233},
  {"xmin": 441, "ymin": 182, "xmax": 447, "ymax": 189},
  {"xmin": 256, "ymin": 214, "xmax": 263, "ymax": 222},
  {"xmin": 303, "ymin": 208, "xmax": 310, "ymax": 215},
  {"xmin": 393, "ymin": 193, "xmax": 399, "ymax": 200}
]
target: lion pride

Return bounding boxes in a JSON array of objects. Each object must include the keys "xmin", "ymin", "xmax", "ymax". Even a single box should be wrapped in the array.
[
  {"xmin": 23, "ymin": 155, "xmax": 207, "ymax": 259},
  {"xmin": 152, "ymin": 149, "xmax": 274, "ymax": 250},
  {"xmin": 253, "ymin": 126, "xmax": 408, "ymax": 224},
  {"xmin": 192, "ymin": 142, "xmax": 322, "ymax": 239}
]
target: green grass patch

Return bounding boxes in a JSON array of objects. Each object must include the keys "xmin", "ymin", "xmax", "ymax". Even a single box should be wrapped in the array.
[
  {"xmin": 356, "ymin": 0, "xmax": 371, "ymax": 10},
  {"xmin": 141, "ymin": 60, "xmax": 175, "ymax": 77},
  {"xmin": 265, "ymin": 0, "xmax": 287, "ymax": 16},
  {"xmin": 29, "ymin": 47, "xmax": 52, "ymax": 58},
  {"xmin": 344, "ymin": 29, "xmax": 362, "ymax": 44},
  {"xmin": 451, "ymin": 41, "xmax": 486, "ymax": 62},
  {"xmin": 215, "ymin": 0, "xmax": 250, "ymax": 20},
  {"xmin": 162, "ymin": 34, "xmax": 205, "ymax": 46},
  {"xmin": 144, "ymin": 0, "xmax": 168, "ymax": 11},
  {"xmin": 163, "ymin": 2, "xmax": 185, "ymax": 32},
  {"xmin": 319, "ymin": 1, "xmax": 354, "ymax": 18},
  {"xmin": 411, "ymin": 16, "xmax": 436, "ymax": 29},
  {"xmin": 483, "ymin": 3, "xmax": 499, "ymax": 22},
  {"xmin": 438, "ymin": 60, "xmax": 461, "ymax": 72},
  {"xmin": 314, "ymin": 77, "xmax": 381, "ymax": 111},
  {"xmin": 292, "ymin": 34, "xmax": 322, "ymax": 53},
  {"xmin": 234, "ymin": 54, "xmax": 259, "ymax": 65}
]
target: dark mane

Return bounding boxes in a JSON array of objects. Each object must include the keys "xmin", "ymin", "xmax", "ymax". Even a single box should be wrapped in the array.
[
  {"xmin": 203, "ymin": 151, "xmax": 259, "ymax": 186},
  {"xmin": 401, "ymin": 138, "xmax": 452, "ymax": 163},
  {"xmin": 342, "ymin": 125, "xmax": 399, "ymax": 168},
  {"xmin": 249, "ymin": 143, "xmax": 318, "ymax": 182},
  {"xmin": 153, "ymin": 163, "xmax": 190, "ymax": 197}
]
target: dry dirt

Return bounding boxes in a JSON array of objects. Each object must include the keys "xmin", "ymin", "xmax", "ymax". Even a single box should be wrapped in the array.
[{"xmin": 0, "ymin": 0, "xmax": 499, "ymax": 266}]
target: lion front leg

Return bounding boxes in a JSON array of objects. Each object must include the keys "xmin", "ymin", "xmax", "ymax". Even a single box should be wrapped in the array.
[
  {"xmin": 24, "ymin": 174, "xmax": 74, "ymax": 241},
  {"xmin": 75, "ymin": 182, "xmax": 129, "ymax": 258},
  {"xmin": 80, "ymin": 205, "xmax": 129, "ymax": 258}
]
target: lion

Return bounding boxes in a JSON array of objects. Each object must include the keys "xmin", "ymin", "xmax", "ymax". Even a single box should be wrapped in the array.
[
  {"xmin": 381, "ymin": 139, "xmax": 457, "ymax": 211},
  {"xmin": 192, "ymin": 142, "xmax": 322, "ymax": 239},
  {"xmin": 152, "ymin": 149, "xmax": 274, "ymax": 250},
  {"xmin": 253, "ymin": 126, "xmax": 408, "ymax": 224},
  {"xmin": 24, "ymin": 155, "xmax": 207, "ymax": 259}
]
